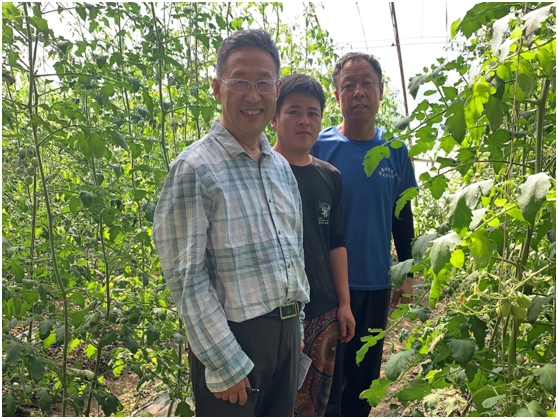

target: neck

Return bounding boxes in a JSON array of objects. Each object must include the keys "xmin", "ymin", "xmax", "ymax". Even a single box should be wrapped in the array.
[
  {"xmin": 272, "ymin": 144, "xmax": 312, "ymax": 166},
  {"xmin": 338, "ymin": 119, "xmax": 377, "ymax": 141},
  {"xmin": 236, "ymin": 136, "xmax": 262, "ymax": 161}
]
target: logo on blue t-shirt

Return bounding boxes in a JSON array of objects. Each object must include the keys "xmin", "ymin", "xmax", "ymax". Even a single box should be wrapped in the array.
[
  {"xmin": 318, "ymin": 202, "xmax": 330, "ymax": 225},
  {"xmin": 378, "ymin": 167, "xmax": 397, "ymax": 179}
]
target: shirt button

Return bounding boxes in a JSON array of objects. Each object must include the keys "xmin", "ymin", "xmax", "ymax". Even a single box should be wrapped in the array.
[
  {"xmin": 278, "ymin": 231, "xmax": 281, "ymax": 235},
  {"xmin": 287, "ymin": 263, "xmax": 291, "ymax": 268},
  {"xmin": 268, "ymin": 199, "xmax": 272, "ymax": 204}
]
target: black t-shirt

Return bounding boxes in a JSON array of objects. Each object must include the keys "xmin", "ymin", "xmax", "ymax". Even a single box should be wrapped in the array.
[{"xmin": 291, "ymin": 158, "xmax": 346, "ymax": 319}]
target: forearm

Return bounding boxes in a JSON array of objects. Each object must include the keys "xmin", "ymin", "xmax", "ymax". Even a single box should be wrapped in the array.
[
  {"xmin": 330, "ymin": 246, "xmax": 350, "ymax": 307},
  {"xmin": 392, "ymin": 200, "xmax": 415, "ymax": 276}
]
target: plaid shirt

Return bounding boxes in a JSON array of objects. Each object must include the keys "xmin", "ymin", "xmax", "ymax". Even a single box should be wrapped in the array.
[{"xmin": 152, "ymin": 121, "xmax": 310, "ymax": 392}]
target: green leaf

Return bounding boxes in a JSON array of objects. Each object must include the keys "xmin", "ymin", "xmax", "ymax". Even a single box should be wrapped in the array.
[
  {"xmin": 385, "ymin": 349, "xmax": 415, "ymax": 381},
  {"xmin": 470, "ymin": 316, "xmax": 488, "ymax": 350},
  {"xmin": 5, "ymin": 340, "xmax": 22, "ymax": 364},
  {"xmin": 408, "ymin": 306, "xmax": 429, "ymax": 323},
  {"xmin": 518, "ymin": 173, "xmax": 551, "ymax": 225},
  {"xmin": 90, "ymin": 132, "xmax": 105, "ymax": 159},
  {"xmin": 127, "ymin": 77, "xmax": 140, "ymax": 93},
  {"xmin": 485, "ymin": 96, "xmax": 504, "ymax": 131},
  {"xmin": 79, "ymin": 191, "xmax": 94, "ymax": 207},
  {"xmin": 146, "ymin": 323, "xmax": 160, "ymax": 345},
  {"xmin": 430, "ymin": 232, "xmax": 461, "ymax": 275},
  {"xmin": 516, "ymin": 400, "xmax": 547, "ymax": 417},
  {"xmin": 364, "ymin": 146, "xmax": 390, "ymax": 177},
  {"xmin": 532, "ymin": 364, "xmax": 556, "ymax": 394},
  {"xmin": 446, "ymin": 105, "xmax": 466, "ymax": 144},
  {"xmin": 397, "ymin": 379, "xmax": 431, "ymax": 402},
  {"xmin": 412, "ymin": 233, "xmax": 437, "ymax": 264},
  {"xmin": 29, "ymin": 17, "xmax": 49, "ymax": 32},
  {"xmin": 448, "ymin": 250, "xmax": 465, "ymax": 271},
  {"xmin": 109, "ymin": 130, "xmax": 129, "ymax": 151},
  {"xmin": 428, "ymin": 176, "xmax": 449, "ymax": 200},
  {"xmin": 173, "ymin": 333, "xmax": 185, "ymax": 344},
  {"xmin": 395, "ymin": 187, "xmax": 418, "ymax": 218},
  {"xmin": 57, "ymin": 40, "xmax": 70, "ymax": 53},
  {"xmin": 394, "ymin": 116, "xmax": 411, "ymax": 131},
  {"xmin": 29, "ymin": 356, "xmax": 45, "ymax": 382},
  {"xmin": 39, "ymin": 320, "xmax": 53, "ymax": 340},
  {"xmin": 408, "ymin": 75, "xmax": 428, "ymax": 99},
  {"xmin": 389, "ymin": 259, "xmax": 414, "ymax": 289},
  {"xmin": 70, "ymin": 293, "xmax": 85, "ymax": 308},
  {"xmin": 145, "ymin": 203, "xmax": 156, "ymax": 223},
  {"xmin": 43, "ymin": 333, "xmax": 56, "ymax": 350},
  {"xmin": 10, "ymin": 261, "xmax": 24, "ymax": 281},
  {"xmin": 449, "ymin": 339, "xmax": 476, "ymax": 366},
  {"xmin": 99, "ymin": 330, "xmax": 118, "ymax": 348},
  {"xmin": 472, "ymin": 387, "xmax": 497, "ymax": 414},
  {"xmin": 95, "ymin": 54, "xmax": 107, "ymax": 69},
  {"xmin": 2, "ymin": 391, "xmax": 16, "ymax": 417},
  {"xmin": 482, "ymin": 394, "xmax": 506, "ymax": 409},
  {"xmin": 469, "ymin": 228, "xmax": 496, "ymax": 269},
  {"xmin": 360, "ymin": 378, "xmax": 390, "ymax": 407},
  {"xmin": 71, "ymin": 311, "xmax": 86, "ymax": 327},
  {"xmin": 93, "ymin": 391, "xmax": 120, "ymax": 416},
  {"xmin": 527, "ymin": 296, "xmax": 552, "ymax": 323},
  {"xmin": 175, "ymin": 400, "xmax": 195, "ymax": 417},
  {"xmin": 356, "ymin": 329, "xmax": 385, "ymax": 365},
  {"xmin": 133, "ymin": 190, "xmax": 148, "ymax": 202},
  {"xmin": 37, "ymin": 388, "xmax": 52, "ymax": 412}
]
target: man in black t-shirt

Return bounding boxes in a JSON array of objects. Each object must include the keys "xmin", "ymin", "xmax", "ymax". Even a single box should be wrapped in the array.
[{"xmin": 272, "ymin": 74, "xmax": 355, "ymax": 417}]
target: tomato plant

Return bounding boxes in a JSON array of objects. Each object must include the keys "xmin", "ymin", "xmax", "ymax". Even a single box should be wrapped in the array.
[{"xmin": 361, "ymin": 3, "xmax": 556, "ymax": 416}]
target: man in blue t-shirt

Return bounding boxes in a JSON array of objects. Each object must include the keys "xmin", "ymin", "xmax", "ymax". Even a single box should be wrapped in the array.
[{"xmin": 311, "ymin": 52, "xmax": 418, "ymax": 417}]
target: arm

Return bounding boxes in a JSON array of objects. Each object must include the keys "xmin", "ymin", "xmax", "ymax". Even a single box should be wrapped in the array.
[
  {"xmin": 330, "ymin": 246, "xmax": 355, "ymax": 342},
  {"xmin": 391, "ymin": 200, "xmax": 415, "ymax": 307},
  {"xmin": 152, "ymin": 159, "xmax": 253, "ymax": 398},
  {"xmin": 328, "ymin": 167, "xmax": 355, "ymax": 342}
]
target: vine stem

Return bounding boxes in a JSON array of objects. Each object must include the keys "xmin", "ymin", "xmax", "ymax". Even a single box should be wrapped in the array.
[
  {"xmin": 151, "ymin": 2, "xmax": 171, "ymax": 173},
  {"xmin": 24, "ymin": 3, "xmax": 69, "ymax": 416}
]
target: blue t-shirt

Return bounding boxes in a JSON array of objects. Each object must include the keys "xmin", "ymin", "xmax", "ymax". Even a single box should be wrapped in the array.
[{"xmin": 311, "ymin": 126, "xmax": 418, "ymax": 291}]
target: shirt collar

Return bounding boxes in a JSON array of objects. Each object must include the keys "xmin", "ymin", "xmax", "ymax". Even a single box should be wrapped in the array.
[{"xmin": 211, "ymin": 120, "xmax": 272, "ymax": 158}]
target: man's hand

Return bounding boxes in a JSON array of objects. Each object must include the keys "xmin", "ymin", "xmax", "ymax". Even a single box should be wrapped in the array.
[
  {"xmin": 337, "ymin": 304, "xmax": 356, "ymax": 343},
  {"xmin": 301, "ymin": 340, "xmax": 305, "ymax": 352},
  {"xmin": 391, "ymin": 276, "xmax": 413, "ymax": 308},
  {"xmin": 213, "ymin": 376, "xmax": 251, "ymax": 406}
]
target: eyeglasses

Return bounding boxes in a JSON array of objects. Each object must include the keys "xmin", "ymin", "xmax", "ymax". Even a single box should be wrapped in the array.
[{"xmin": 219, "ymin": 78, "xmax": 278, "ymax": 94}]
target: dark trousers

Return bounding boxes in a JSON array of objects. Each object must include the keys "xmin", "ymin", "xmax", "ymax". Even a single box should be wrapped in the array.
[
  {"xmin": 325, "ymin": 288, "xmax": 391, "ymax": 417},
  {"xmin": 189, "ymin": 314, "xmax": 301, "ymax": 417}
]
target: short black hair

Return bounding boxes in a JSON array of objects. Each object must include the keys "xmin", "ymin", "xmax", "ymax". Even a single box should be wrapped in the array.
[
  {"xmin": 332, "ymin": 52, "xmax": 383, "ymax": 90},
  {"xmin": 216, "ymin": 29, "xmax": 280, "ymax": 79},
  {"xmin": 275, "ymin": 74, "xmax": 326, "ymax": 116}
]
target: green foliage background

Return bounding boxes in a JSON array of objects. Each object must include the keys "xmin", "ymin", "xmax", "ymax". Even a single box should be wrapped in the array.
[
  {"xmin": 2, "ymin": 2, "xmax": 401, "ymax": 416},
  {"xmin": 2, "ymin": 1, "xmax": 555, "ymax": 418}
]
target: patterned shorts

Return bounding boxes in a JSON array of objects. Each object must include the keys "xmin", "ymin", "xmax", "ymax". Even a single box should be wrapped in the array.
[{"xmin": 294, "ymin": 306, "xmax": 340, "ymax": 417}]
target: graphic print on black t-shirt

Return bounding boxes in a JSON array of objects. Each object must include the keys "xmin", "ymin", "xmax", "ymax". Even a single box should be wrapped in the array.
[{"xmin": 318, "ymin": 202, "xmax": 330, "ymax": 225}]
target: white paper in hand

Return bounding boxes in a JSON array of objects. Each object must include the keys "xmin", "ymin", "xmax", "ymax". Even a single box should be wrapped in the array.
[{"xmin": 298, "ymin": 352, "xmax": 312, "ymax": 390}]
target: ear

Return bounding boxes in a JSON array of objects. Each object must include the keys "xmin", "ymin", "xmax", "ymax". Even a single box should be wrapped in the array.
[
  {"xmin": 380, "ymin": 82, "xmax": 384, "ymax": 101},
  {"xmin": 334, "ymin": 90, "xmax": 340, "ymax": 106},
  {"xmin": 276, "ymin": 80, "xmax": 282, "ymax": 96},
  {"xmin": 271, "ymin": 114, "xmax": 278, "ymax": 131},
  {"xmin": 213, "ymin": 78, "xmax": 222, "ymax": 101}
]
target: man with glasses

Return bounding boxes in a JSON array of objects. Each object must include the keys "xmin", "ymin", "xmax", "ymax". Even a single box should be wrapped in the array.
[{"xmin": 153, "ymin": 29, "xmax": 309, "ymax": 416}]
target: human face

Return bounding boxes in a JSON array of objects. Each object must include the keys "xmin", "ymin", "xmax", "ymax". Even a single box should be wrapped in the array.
[
  {"xmin": 272, "ymin": 93, "xmax": 323, "ymax": 156},
  {"xmin": 334, "ymin": 59, "xmax": 384, "ymax": 126},
  {"xmin": 213, "ymin": 47, "xmax": 280, "ymax": 145}
]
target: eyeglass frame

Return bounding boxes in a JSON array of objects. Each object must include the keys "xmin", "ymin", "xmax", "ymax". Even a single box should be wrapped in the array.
[{"xmin": 218, "ymin": 77, "xmax": 279, "ymax": 94}]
